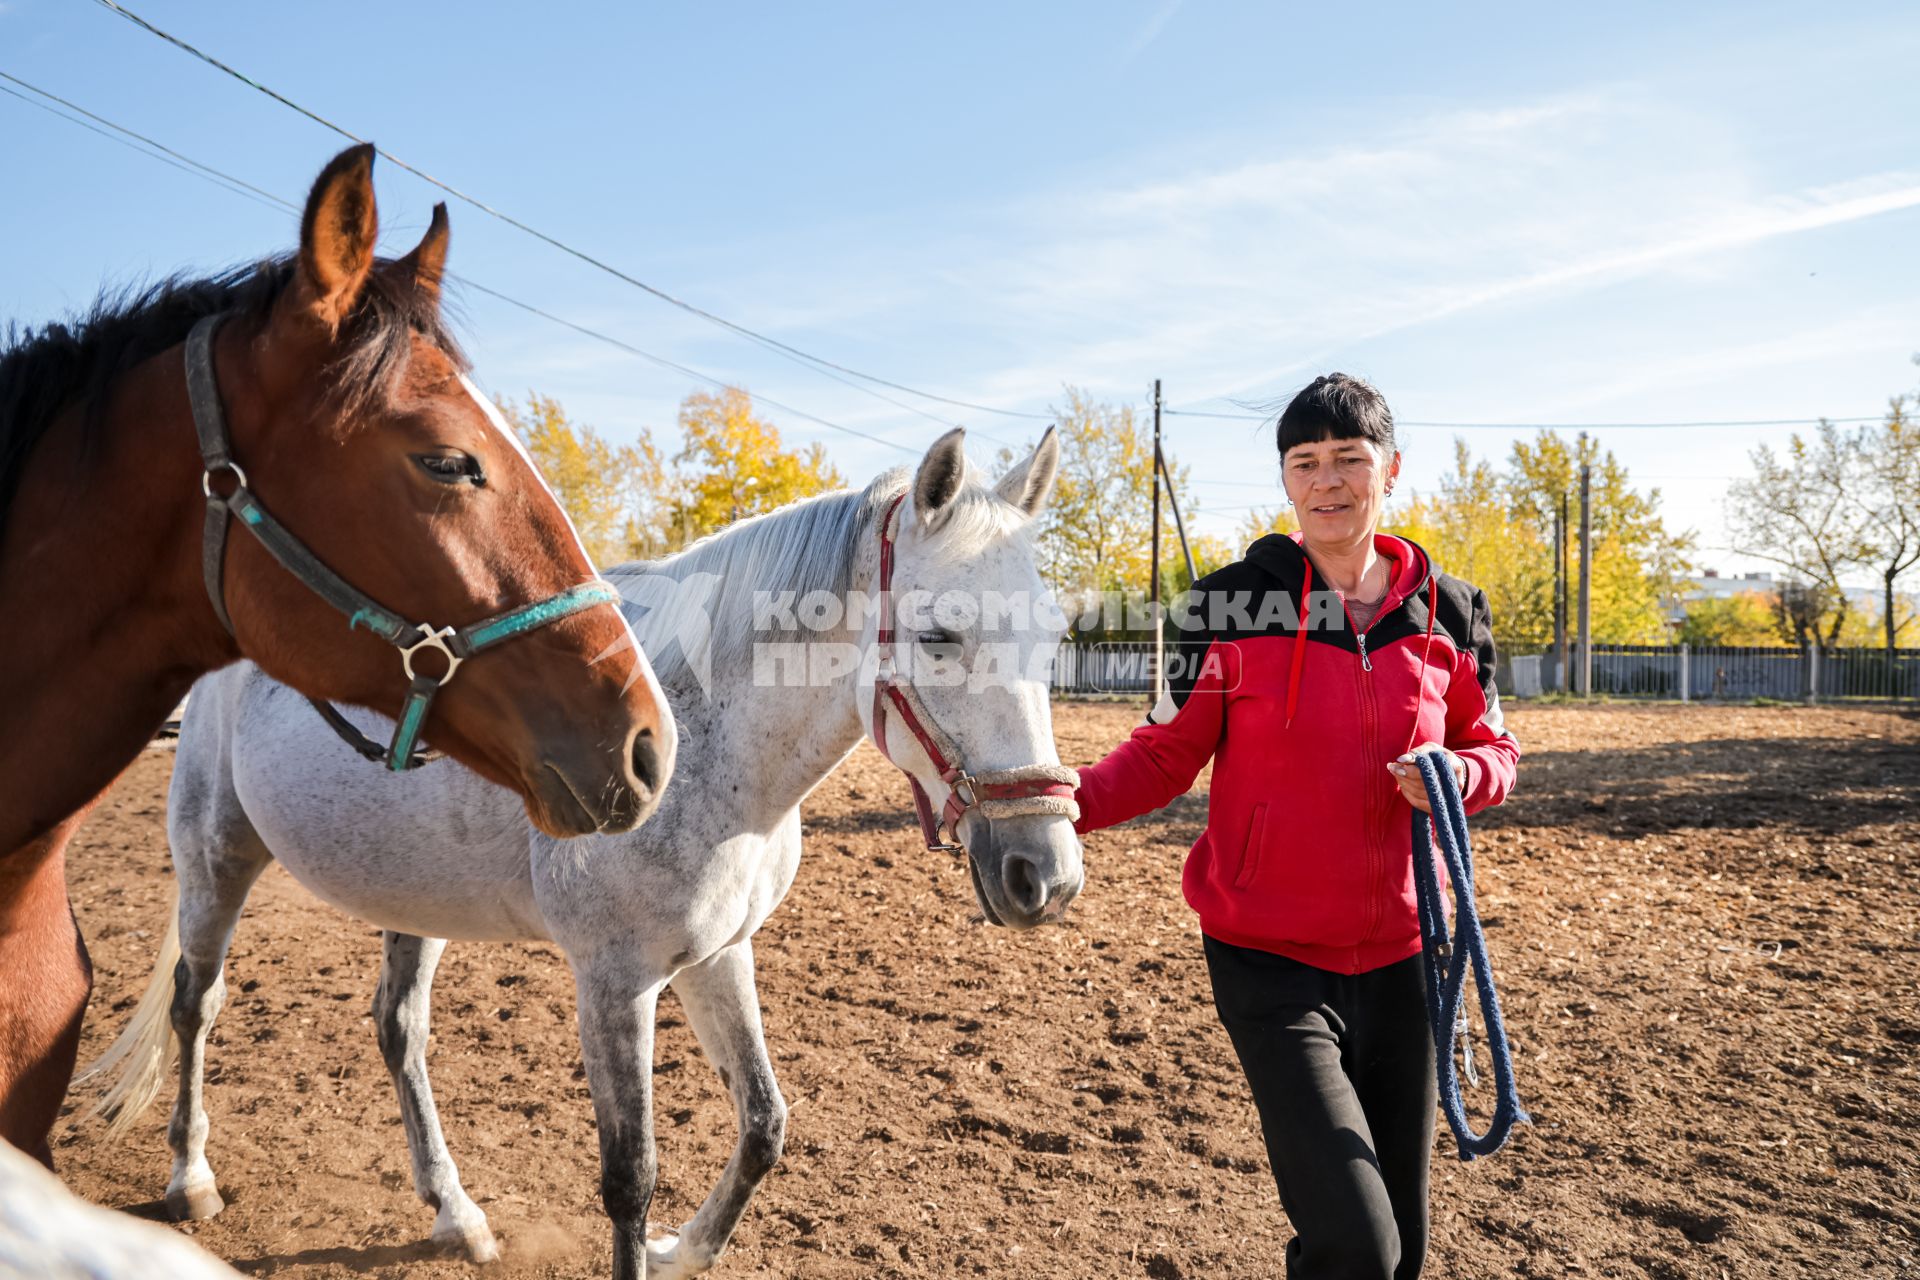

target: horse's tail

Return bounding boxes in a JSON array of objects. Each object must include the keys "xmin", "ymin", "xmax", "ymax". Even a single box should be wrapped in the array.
[{"xmin": 76, "ymin": 887, "xmax": 182, "ymax": 1138}]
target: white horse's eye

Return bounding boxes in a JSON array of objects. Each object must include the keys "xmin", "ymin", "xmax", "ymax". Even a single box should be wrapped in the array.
[{"xmin": 915, "ymin": 632, "xmax": 964, "ymax": 665}]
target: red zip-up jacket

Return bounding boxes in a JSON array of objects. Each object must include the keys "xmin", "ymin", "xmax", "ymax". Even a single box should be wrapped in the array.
[{"xmin": 1074, "ymin": 532, "xmax": 1519, "ymax": 975}]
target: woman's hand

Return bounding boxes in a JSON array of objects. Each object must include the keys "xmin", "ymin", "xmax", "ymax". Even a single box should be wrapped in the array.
[{"xmin": 1388, "ymin": 743, "xmax": 1465, "ymax": 814}]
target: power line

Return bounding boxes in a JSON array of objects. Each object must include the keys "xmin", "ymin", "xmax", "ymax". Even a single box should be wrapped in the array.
[
  {"xmin": 0, "ymin": 74, "xmax": 290, "ymax": 217},
  {"xmin": 448, "ymin": 278, "xmax": 917, "ymax": 454},
  {"xmin": 0, "ymin": 68, "xmax": 922, "ymax": 456},
  {"xmin": 1166, "ymin": 408, "xmax": 1887, "ymax": 429},
  {"xmin": 88, "ymin": 0, "xmax": 1055, "ymax": 428}
]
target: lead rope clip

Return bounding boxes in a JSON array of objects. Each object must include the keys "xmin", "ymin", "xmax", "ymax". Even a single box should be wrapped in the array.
[{"xmin": 1455, "ymin": 993, "xmax": 1479, "ymax": 1089}]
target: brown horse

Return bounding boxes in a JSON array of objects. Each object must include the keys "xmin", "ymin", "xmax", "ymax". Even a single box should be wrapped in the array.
[{"xmin": 0, "ymin": 145, "xmax": 676, "ymax": 1166}]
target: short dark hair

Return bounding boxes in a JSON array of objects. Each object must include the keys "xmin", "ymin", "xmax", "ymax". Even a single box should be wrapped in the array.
[{"xmin": 1275, "ymin": 373, "xmax": 1395, "ymax": 459}]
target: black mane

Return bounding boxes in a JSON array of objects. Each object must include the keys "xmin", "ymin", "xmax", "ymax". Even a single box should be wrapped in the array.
[{"xmin": 0, "ymin": 256, "xmax": 466, "ymax": 536}]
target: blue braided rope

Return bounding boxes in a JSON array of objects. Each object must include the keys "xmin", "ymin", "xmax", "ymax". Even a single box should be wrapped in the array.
[{"xmin": 1410, "ymin": 751, "xmax": 1530, "ymax": 1160}]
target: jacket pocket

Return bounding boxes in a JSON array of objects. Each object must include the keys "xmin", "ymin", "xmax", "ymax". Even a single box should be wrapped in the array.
[{"xmin": 1232, "ymin": 803, "xmax": 1269, "ymax": 889}]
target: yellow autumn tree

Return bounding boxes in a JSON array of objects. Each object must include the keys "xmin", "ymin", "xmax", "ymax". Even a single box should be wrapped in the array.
[
  {"xmin": 503, "ymin": 393, "xmax": 662, "ymax": 568},
  {"xmin": 1162, "ymin": 533, "xmax": 1240, "ymax": 594},
  {"xmin": 1506, "ymin": 431, "xmax": 1692, "ymax": 643},
  {"xmin": 1677, "ymin": 591, "xmax": 1783, "ymax": 645},
  {"xmin": 670, "ymin": 388, "xmax": 844, "ymax": 543},
  {"xmin": 1234, "ymin": 506, "xmax": 1300, "ymax": 548},
  {"xmin": 1391, "ymin": 441, "xmax": 1556, "ymax": 645}
]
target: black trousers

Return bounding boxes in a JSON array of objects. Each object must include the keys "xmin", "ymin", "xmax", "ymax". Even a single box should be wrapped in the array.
[{"xmin": 1204, "ymin": 935, "xmax": 1438, "ymax": 1280}]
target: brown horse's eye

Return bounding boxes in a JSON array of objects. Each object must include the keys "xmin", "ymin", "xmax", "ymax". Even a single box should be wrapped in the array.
[{"xmin": 413, "ymin": 450, "xmax": 485, "ymax": 487}]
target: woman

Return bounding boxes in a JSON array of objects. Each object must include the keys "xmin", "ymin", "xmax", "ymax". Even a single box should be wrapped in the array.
[{"xmin": 1073, "ymin": 374, "xmax": 1519, "ymax": 1279}]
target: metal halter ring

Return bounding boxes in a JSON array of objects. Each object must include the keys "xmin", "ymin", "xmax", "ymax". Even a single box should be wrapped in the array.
[
  {"xmin": 399, "ymin": 625, "xmax": 464, "ymax": 686},
  {"xmin": 201, "ymin": 461, "xmax": 249, "ymax": 498}
]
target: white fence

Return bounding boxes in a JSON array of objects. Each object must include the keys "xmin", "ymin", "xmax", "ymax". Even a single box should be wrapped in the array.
[
  {"xmin": 1533, "ymin": 644, "xmax": 1920, "ymax": 702},
  {"xmin": 1051, "ymin": 642, "xmax": 1160, "ymax": 696},
  {"xmin": 1049, "ymin": 641, "xmax": 1920, "ymax": 702}
]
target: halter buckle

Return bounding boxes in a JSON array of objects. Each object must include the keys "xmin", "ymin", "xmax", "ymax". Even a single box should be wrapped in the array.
[
  {"xmin": 400, "ymin": 625, "xmax": 464, "ymax": 686},
  {"xmin": 201, "ymin": 461, "xmax": 249, "ymax": 498},
  {"xmin": 947, "ymin": 773, "xmax": 980, "ymax": 812}
]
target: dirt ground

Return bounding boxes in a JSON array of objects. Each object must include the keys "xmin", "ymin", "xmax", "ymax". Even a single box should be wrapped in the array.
[{"xmin": 51, "ymin": 702, "xmax": 1920, "ymax": 1279}]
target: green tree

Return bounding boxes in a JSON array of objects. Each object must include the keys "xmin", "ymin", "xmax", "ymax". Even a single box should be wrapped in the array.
[
  {"xmin": 1727, "ymin": 421, "xmax": 1870, "ymax": 652},
  {"xmin": 1853, "ymin": 396, "xmax": 1920, "ymax": 664},
  {"xmin": 1017, "ymin": 388, "xmax": 1192, "ymax": 610}
]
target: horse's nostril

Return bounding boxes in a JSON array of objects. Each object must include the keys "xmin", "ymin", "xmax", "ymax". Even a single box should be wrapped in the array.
[
  {"xmin": 629, "ymin": 727, "xmax": 663, "ymax": 799},
  {"xmin": 1004, "ymin": 853, "xmax": 1047, "ymax": 916}
]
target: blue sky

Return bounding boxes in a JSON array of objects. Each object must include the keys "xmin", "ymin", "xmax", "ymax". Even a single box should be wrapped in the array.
[{"xmin": 5, "ymin": 2, "xmax": 1917, "ymax": 582}]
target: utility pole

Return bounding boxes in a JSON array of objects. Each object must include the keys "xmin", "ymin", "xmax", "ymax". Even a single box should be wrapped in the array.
[
  {"xmin": 1553, "ymin": 494, "xmax": 1568, "ymax": 692},
  {"xmin": 1150, "ymin": 379, "xmax": 1165, "ymax": 708},
  {"xmin": 1577, "ymin": 436, "xmax": 1593, "ymax": 698},
  {"xmin": 1159, "ymin": 451, "xmax": 1197, "ymax": 585}
]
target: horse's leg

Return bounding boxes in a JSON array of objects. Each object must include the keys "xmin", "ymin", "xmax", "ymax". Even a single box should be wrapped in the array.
[
  {"xmin": 647, "ymin": 940, "xmax": 786, "ymax": 1280},
  {"xmin": 574, "ymin": 958, "xmax": 663, "ymax": 1280},
  {"xmin": 0, "ymin": 812, "xmax": 94, "ymax": 1167},
  {"xmin": 163, "ymin": 829, "xmax": 268, "ymax": 1221},
  {"xmin": 372, "ymin": 931, "xmax": 497, "ymax": 1262}
]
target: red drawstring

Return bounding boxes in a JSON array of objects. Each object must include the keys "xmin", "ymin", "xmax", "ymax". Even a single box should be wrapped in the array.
[
  {"xmin": 1285, "ymin": 559, "xmax": 1312, "ymax": 727},
  {"xmin": 1403, "ymin": 576, "xmax": 1439, "ymax": 755}
]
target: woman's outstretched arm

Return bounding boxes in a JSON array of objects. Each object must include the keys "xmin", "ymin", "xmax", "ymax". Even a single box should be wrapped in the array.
[{"xmin": 1075, "ymin": 629, "xmax": 1235, "ymax": 834}]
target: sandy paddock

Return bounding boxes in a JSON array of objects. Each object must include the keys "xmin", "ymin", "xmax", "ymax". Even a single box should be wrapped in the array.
[{"xmin": 49, "ymin": 701, "xmax": 1920, "ymax": 1279}]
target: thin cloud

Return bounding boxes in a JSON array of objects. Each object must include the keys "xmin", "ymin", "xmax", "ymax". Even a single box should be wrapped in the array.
[
  {"xmin": 917, "ymin": 94, "xmax": 1919, "ymax": 410},
  {"xmin": 1119, "ymin": 0, "xmax": 1183, "ymax": 68},
  {"xmin": 1393, "ymin": 179, "xmax": 1920, "ymax": 335}
]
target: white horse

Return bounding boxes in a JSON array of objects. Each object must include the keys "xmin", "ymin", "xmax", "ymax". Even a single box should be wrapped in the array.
[
  {"xmin": 0, "ymin": 1140, "xmax": 238, "ymax": 1280},
  {"xmin": 87, "ymin": 429, "xmax": 1084, "ymax": 1280}
]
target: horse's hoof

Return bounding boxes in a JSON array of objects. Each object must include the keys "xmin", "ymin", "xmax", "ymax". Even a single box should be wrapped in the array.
[
  {"xmin": 165, "ymin": 1181, "xmax": 225, "ymax": 1221},
  {"xmin": 645, "ymin": 1229, "xmax": 708, "ymax": 1280},
  {"xmin": 430, "ymin": 1227, "xmax": 500, "ymax": 1264},
  {"xmin": 432, "ymin": 1206, "xmax": 499, "ymax": 1264}
]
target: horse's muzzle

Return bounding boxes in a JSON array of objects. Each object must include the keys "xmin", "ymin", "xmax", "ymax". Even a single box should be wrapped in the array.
[
  {"xmin": 963, "ymin": 813, "xmax": 1084, "ymax": 929},
  {"xmin": 533, "ymin": 719, "xmax": 677, "ymax": 837}
]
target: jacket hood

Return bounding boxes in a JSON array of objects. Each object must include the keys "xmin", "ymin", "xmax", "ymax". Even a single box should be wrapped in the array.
[
  {"xmin": 1243, "ymin": 531, "xmax": 1434, "ymax": 610},
  {"xmin": 1242, "ymin": 531, "xmax": 1441, "ymax": 732}
]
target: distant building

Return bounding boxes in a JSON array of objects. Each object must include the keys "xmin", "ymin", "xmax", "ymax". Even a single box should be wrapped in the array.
[
  {"xmin": 1689, "ymin": 569, "xmax": 1773, "ymax": 599},
  {"xmin": 1669, "ymin": 569, "xmax": 1913, "ymax": 635},
  {"xmin": 1665, "ymin": 569, "xmax": 1775, "ymax": 625}
]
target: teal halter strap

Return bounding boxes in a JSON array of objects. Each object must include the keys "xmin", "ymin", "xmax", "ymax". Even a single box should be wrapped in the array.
[{"xmin": 187, "ymin": 313, "xmax": 621, "ymax": 771}]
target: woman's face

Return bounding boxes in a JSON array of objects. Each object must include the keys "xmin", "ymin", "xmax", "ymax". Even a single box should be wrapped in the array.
[{"xmin": 1281, "ymin": 436, "xmax": 1402, "ymax": 548}]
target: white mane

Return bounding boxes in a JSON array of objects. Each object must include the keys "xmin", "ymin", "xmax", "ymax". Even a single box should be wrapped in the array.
[{"xmin": 604, "ymin": 465, "xmax": 1030, "ymax": 691}]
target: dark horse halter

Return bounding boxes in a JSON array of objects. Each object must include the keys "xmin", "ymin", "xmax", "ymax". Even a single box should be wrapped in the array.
[
  {"xmin": 868, "ymin": 492, "xmax": 1079, "ymax": 852},
  {"xmin": 187, "ymin": 314, "xmax": 620, "ymax": 771}
]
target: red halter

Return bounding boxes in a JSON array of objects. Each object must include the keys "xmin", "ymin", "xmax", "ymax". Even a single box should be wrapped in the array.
[{"xmin": 869, "ymin": 493, "xmax": 1080, "ymax": 852}]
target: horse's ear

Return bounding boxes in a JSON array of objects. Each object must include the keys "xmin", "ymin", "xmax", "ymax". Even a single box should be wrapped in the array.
[
  {"xmin": 386, "ymin": 202, "xmax": 450, "ymax": 309},
  {"xmin": 285, "ymin": 143, "xmax": 379, "ymax": 336},
  {"xmin": 994, "ymin": 426, "xmax": 1060, "ymax": 519},
  {"xmin": 913, "ymin": 428, "xmax": 969, "ymax": 527}
]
